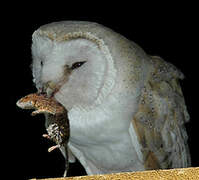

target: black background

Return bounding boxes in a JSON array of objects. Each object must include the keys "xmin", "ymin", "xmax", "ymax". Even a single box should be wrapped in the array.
[{"xmin": 3, "ymin": 2, "xmax": 198, "ymax": 180}]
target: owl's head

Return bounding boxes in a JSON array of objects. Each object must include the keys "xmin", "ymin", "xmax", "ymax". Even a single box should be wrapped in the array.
[{"xmin": 31, "ymin": 21, "xmax": 148, "ymax": 111}]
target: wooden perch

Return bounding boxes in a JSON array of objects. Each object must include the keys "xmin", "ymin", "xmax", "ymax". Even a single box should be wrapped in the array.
[{"xmin": 30, "ymin": 167, "xmax": 199, "ymax": 180}]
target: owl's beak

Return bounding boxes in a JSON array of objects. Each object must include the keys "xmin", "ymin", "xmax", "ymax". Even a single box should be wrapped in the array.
[
  {"xmin": 41, "ymin": 81, "xmax": 57, "ymax": 97},
  {"xmin": 41, "ymin": 66, "xmax": 71, "ymax": 97}
]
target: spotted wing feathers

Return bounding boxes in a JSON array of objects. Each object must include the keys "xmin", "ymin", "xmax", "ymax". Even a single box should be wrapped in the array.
[{"xmin": 132, "ymin": 56, "xmax": 191, "ymax": 169}]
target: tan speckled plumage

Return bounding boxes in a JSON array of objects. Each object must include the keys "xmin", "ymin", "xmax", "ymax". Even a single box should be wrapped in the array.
[{"xmin": 133, "ymin": 55, "xmax": 190, "ymax": 169}]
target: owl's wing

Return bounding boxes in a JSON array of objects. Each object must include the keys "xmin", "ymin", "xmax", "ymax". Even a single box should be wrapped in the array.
[{"xmin": 130, "ymin": 56, "xmax": 191, "ymax": 169}]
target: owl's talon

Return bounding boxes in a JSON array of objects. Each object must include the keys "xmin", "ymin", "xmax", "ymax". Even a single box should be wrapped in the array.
[{"xmin": 48, "ymin": 144, "xmax": 60, "ymax": 152}]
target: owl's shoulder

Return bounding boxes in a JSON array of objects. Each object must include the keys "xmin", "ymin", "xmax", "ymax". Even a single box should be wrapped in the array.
[{"xmin": 131, "ymin": 55, "xmax": 191, "ymax": 169}]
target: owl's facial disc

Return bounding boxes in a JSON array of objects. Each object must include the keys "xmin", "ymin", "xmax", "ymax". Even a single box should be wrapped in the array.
[
  {"xmin": 32, "ymin": 35, "xmax": 115, "ymax": 110},
  {"xmin": 42, "ymin": 61, "xmax": 87, "ymax": 98}
]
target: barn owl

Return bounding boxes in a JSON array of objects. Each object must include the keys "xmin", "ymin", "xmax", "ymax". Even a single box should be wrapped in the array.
[{"xmin": 31, "ymin": 21, "xmax": 191, "ymax": 175}]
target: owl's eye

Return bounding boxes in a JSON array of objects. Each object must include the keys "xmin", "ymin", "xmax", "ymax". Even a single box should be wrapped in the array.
[{"xmin": 71, "ymin": 61, "xmax": 86, "ymax": 70}]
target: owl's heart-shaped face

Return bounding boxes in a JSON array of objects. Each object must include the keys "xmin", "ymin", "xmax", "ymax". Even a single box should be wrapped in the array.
[{"xmin": 32, "ymin": 36, "xmax": 114, "ymax": 110}]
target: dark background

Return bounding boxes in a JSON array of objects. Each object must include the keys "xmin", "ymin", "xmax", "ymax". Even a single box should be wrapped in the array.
[{"xmin": 3, "ymin": 2, "xmax": 198, "ymax": 180}]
